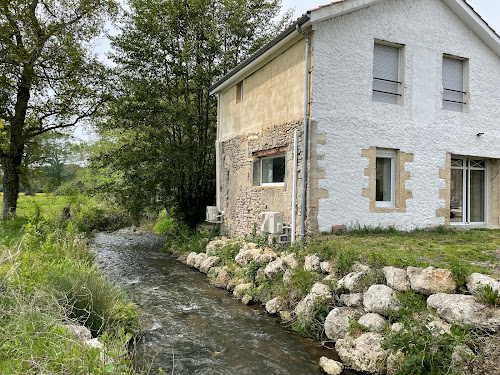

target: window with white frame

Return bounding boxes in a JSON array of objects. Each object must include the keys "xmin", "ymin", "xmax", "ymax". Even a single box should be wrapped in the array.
[
  {"xmin": 442, "ymin": 55, "xmax": 467, "ymax": 112},
  {"xmin": 372, "ymin": 42, "xmax": 402, "ymax": 104},
  {"xmin": 252, "ymin": 154, "xmax": 285, "ymax": 186},
  {"xmin": 236, "ymin": 80, "xmax": 244, "ymax": 103},
  {"xmin": 375, "ymin": 149, "xmax": 396, "ymax": 207}
]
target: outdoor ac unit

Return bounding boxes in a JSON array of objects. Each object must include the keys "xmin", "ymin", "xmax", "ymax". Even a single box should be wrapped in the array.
[
  {"xmin": 206, "ymin": 206, "xmax": 221, "ymax": 223},
  {"xmin": 260, "ymin": 212, "xmax": 284, "ymax": 234}
]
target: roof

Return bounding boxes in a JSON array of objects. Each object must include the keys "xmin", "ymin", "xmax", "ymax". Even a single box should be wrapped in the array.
[{"xmin": 209, "ymin": 0, "xmax": 500, "ymax": 95}]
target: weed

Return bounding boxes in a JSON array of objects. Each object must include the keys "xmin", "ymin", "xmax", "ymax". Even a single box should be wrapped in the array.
[
  {"xmin": 479, "ymin": 285, "xmax": 500, "ymax": 307},
  {"xmin": 450, "ymin": 259, "xmax": 469, "ymax": 287},
  {"xmin": 292, "ymin": 295, "xmax": 333, "ymax": 341}
]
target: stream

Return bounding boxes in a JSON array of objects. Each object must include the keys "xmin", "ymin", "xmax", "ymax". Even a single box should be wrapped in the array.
[{"xmin": 94, "ymin": 229, "xmax": 356, "ymax": 375}]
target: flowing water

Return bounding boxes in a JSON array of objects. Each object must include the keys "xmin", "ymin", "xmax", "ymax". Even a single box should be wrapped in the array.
[{"xmin": 94, "ymin": 229, "xmax": 356, "ymax": 375}]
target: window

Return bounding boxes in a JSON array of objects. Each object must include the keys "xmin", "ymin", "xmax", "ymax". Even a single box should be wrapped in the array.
[
  {"xmin": 236, "ymin": 81, "xmax": 244, "ymax": 103},
  {"xmin": 372, "ymin": 42, "xmax": 402, "ymax": 104},
  {"xmin": 375, "ymin": 149, "xmax": 396, "ymax": 207},
  {"xmin": 442, "ymin": 55, "xmax": 467, "ymax": 112},
  {"xmin": 252, "ymin": 154, "xmax": 285, "ymax": 186}
]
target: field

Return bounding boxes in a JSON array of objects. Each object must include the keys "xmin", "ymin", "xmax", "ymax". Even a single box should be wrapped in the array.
[{"xmin": 0, "ymin": 193, "xmax": 70, "ymax": 218}]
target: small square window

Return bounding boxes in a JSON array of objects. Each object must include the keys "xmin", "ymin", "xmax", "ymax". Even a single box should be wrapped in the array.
[
  {"xmin": 442, "ymin": 55, "xmax": 467, "ymax": 112},
  {"xmin": 375, "ymin": 150, "xmax": 396, "ymax": 207},
  {"xmin": 372, "ymin": 43, "xmax": 402, "ymax": 104},
  {"xmin": 253, "ymin": 154, "xmax": 285, "ymax": 186}
]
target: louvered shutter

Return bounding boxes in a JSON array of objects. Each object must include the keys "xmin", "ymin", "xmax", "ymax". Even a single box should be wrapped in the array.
[
  {"xmin": 372, "ymin": 44, "xmax": 400, "ymax": 104},
  {"xmin": 442, "ymin": 57, "xmax": 464, "ymax": 112}
]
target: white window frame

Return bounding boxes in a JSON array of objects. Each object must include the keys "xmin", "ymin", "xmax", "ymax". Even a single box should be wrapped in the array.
[
  {"xmin": 442, "ymin": 54, "xmax": 468, "ymax": 113},
  {"xmin": 375, "ymin": 149, "xmax": 396, "ymax": 208},
  {"xmin": 372, "ymin": 41, "xmax": 404, "ymax": 105},
  {"xmin": 260, "ymin": 154, "xmax": 285, "ymax": 187}
]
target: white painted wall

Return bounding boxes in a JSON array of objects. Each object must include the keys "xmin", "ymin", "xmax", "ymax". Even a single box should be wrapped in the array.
[{"xmin": 312, "ymin": 0, "xmax": 500, "ymax": 230}]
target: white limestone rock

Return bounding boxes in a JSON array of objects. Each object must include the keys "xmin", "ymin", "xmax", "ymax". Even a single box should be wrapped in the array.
[
  {"xmin": 282, "ymin": 253, "xmax": 298, "ymax": 269},
  {"xmin": 186, "ymin": 252, "xmax": 198, "ymax": 267},
  {"xmin": 304, "ymin": 254, "xmax": 321, "ymax": 272},
  {"xmin": 427, "ymin": 293, "xmax": 500, "ymax": 332},
  {"xmin": 352, "ymin": 263, "xmax": 371, "ymax": 273},
  {"xmin": 390, "ymin": 323, "xmax": 404, "ymax": 333},
  {"xmin": 363, "ymin": 285, "xmax": 400, "ymax": 316},
  {"xmin": 319, "ymin": 356, "xmax": 344, "ymax": 375},
  {"xmin": 199, "ymin": 256, "xmax": 220, "ymax": 274},
  {"xmin": 358, "ymin": 313, "xmax": 386, "ymax": 332},
  {"xmin": 226, "ymin": 277, "xmax": 245, "ymax": 292},
  {"xmin": 295, "ymin": 282, "xmax": 332, "ymax": 323},
  {"xmin": 264, "ymin": 257, "xmax": 285, "ymax": 279},
  {"xmin": 324, "ymin": 307, "xmax": 360, "ymax": 342},
  {"xmin": 265, "ymin": 297, "xmax": 285, "ymax": 315},
  {"xmin": 283, "ymin": 268, "xmax": 293, "ymax": 283},
  {"xmin": 253, "ymin": 249, "xmax": 278, "ymax": 264},
  {"xmin": 340, "ymin": 293, "xmax": 363, "ymax": 307},
  {"xmin": 193, "ymin": 253, "xmax": 207, "ymax": 269},
  {"xmin": 335, "ymin": 333, "xmax": 390, "ymax": 375},
  {"xmin": 211, "ymin": 268, "xmax": 231, "ymax": 289},
  {"xmin": 233, "ymin": 283, "xmax": 253, "ymax": 298},
  {"xmin": 235, "ymin": 249, "xmax": 262, "ymax": 266},
  {"xmin": 206, "ymin": 239, "xmax": 231, "ymax": 256},
  {"xmin": 241, "ymin": 294, "xmax": 253, "ymax": 305},
  {"xmin": 386, "ymin": 350, "xmax": 404, "ymax": 375},
  {"xmin": 338, "ymin": 272, "xmax": 366, "ymax": 292},
  {"xmin": 407, "ymin": 267, "xmax": 456, "ymax": 295},
  {"xmin": 383, "ymin": 266, "xmax": 410, "ymax": 291},
  {"xmin": 85, "ymin": 338, "xmax": 104, "ymax": 350},
  {"xmin": 426, "ymin": 318, "xmax": 452, "ymax": 337},
  {"xmin": 320, "ymin": 261, "xmax": 333, "ymax": 274},
  {"xmin": 466, "ymin": 273, "xmax": 500, "ymax": 297},
  {"xmin": 63, "ymin": 324, "xmax": 91, "ymax": 342}
]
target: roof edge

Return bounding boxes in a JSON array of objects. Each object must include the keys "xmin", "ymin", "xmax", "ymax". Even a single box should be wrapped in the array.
[{"xmin": 209, "ymin": 14, "xmax": 311, "ymax": 94}]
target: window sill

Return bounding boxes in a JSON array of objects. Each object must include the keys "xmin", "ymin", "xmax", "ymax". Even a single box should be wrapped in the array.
[{"xmin": 253, "ymin": 184, "xmax": 285, "ymax": 189}]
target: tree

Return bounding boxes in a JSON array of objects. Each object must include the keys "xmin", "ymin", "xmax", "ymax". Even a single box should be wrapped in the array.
[
  {"xmin": 0, "ymin": 0, "xmax": 116, "ymax": 218},
  {"xmin": 94, "ymin": 0, "xmax": 289, "ymax": 226}
]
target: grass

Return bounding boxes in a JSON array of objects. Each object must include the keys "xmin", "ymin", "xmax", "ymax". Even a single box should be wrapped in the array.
[{"xmin": 0, "ymin": 192, "xmax": 70, "ymax": 218}]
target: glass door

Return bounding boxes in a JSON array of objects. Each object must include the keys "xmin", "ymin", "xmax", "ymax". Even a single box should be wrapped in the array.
[{"xmin": 450, "ymin": 157, "xmax": 486, "ymax": 225}]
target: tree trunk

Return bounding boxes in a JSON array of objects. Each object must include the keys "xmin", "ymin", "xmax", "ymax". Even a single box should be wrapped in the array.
[{"xmin": 2, "ymin": 154, "xmax": 22, "ymax": 219}]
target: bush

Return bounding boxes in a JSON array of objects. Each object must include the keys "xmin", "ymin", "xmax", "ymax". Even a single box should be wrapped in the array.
[{"xmin": 71, "ymin": 196, "xmax": 133, "ymax": 232}]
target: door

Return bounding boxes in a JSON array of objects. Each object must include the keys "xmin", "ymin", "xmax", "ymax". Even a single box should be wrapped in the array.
[{"xmin": 450, "ymin": 157, "xmax": 486, "ymax": 225}]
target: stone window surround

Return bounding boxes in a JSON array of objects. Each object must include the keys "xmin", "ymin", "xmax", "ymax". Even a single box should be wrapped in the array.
[
  {"xmin": 251, "ymin": 146, "xmax": 289, "ymax": 189},
  {"xmin": 362, "ymin": 147, "xmax": 413, "ymax": 213}
]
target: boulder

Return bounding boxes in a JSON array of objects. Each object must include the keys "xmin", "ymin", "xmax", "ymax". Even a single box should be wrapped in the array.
[
  {"xmin": 235, "ymin": 249, "xmax": 262, "ymax": 266},
  {"xmin": 85, "ymin": 338, "xmax": 104, "ymax": 350},
  {"xmin": 254, "ymin": 249, "xmax": 278, "ymax": 264},
  {"xmin": 233, "ymin": 283, "xmax": 253, "ymax": 299},
  {"xmin": 358, "ymin": 313, "xmax": 386, "ymax": 332},
  {"xmin": 386, "ymin": 350, "xmax": 404, "ymax": 375},
  {"xmin": 295, "ymin": 283, "xmax": 332, "ymax": 322},
  {"xmin": 264, "ymin": 258, "xmax": 285, "ymax": 279},
  {"xmin": 383, "ymin": 266, "xmax": 410, "ymax": 291},
  {"xmin": 319, "ymin": 356, "xmax": 344, "ymax": 375},
  {"xmin": 335, "ymin": 333, "xmax": 390, "ymax": 375},
  {"xmin": 407, "ymin": 267, "xmax": 456, "ymax": 295},
  {"xmin": 363, "ymin": 285, "xmax": 400, "ymax": 316},
  {"xmin": 193, "ymin": 253, "xmax": 207, "ymax": 269},
  {"xmin": 266, "ymin": 297, "xmax": 285, "ymax": 315},
  {"xmin": 227, "ymin": 277, "xmax": 246, "ymax": 292},
  {"xmin": 340, "ymin": 293, "xmax": 363, "ymax": 307},
  {"xmin": 241, "ymin": 242, "xmax": 258, "ymax": 251},
  {"xmin": 426, "ymin": 318, "xmax": 452, "ymax": 337},
  {"xmin": 338, "ymin": 272, "xmax": 366, "ymax": 292},
  {"xmin": 212, "ymin": 268, "xmax": 231, "ymax": 289},
  {"xmin": 283, "ymin": 253, "xmax": 298, "ymax": 269},
  {"xmin": 320, "ymin": 261, "xmax": 333, "ymax": 274},
  {"xmin": 391, "ymin": 323, "xmax": 404, "ymax": 333},
  {"xmin": 279, "ymin": 310, "xmax": 293, "ymax": 323},
  {"xmin": 241, "ymin": 294, "xmax": 253, "ymax": 305},
  {"xmin": 206, "ymin": 238, "xmax": 231, "ymax": 256},
  {"xmin": 352, "ymin": 263, "xmax": 371, "ymax": 273},
  {"xmin": 324, "ymin": 307, "xmax": 360, "ymax": 342},
  {"xmin": 304, "ymin": 254, "xmax": 321, "ymax": 272},
  {"xmin": 427, "ymin": 293, "xmax": 500, "ymax": 331},
  {"xmin": 186, "ymin": 252, "xmax": 198, "ymax": 267},
  {"xmin": 466, "ymin": 273, "xmax": 500, "ymax": 297},
  {"xmin": 199, "ymin": 256, "xmax": 220, "ymax": 274},
  {"xmin": 63, "ymin": 324, "xmax": 91, "ymax": 342},
  {"xmin": 283, "ymin": 269, "xmax": 293, "ymax": 283}
]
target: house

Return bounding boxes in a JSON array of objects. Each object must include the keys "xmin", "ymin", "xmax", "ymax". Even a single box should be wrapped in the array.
[{"xmin": 209, "ymin": 0, "xmax": 500, "ymax": 239}]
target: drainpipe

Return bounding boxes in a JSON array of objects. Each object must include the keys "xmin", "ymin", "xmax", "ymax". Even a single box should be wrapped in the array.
[
  {"xmin": 291, "ymin": 129, "xmax": 298, "ymax": 242},
  {"xmin": 296, "ymin": 24, "xmax": 310, "ymax": 240},
  {"xmin": 216, "ymin": 94, "xmax": 222, "ymax": 213}
]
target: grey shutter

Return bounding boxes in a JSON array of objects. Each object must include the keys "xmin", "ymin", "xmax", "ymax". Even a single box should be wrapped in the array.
[
  {"xmin": 442, "ymin": 57, "xmax": 464, "ymax": 112},
  {"xmin": 372, "ymin": 44, "xmax": 400, "ymax": 104}
]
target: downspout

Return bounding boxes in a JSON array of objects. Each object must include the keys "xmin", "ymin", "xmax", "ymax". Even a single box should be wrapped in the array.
[
  {"xmin": 296, "ymin": 24, "xmax": 310, "ymax": 240},
  {"xmin": 216, "ymin": 94, "xmax": 222, "ymax": 213},
  {"xmin": 291, "ymin": 129, "xmax": 298, "ymax": 242}
]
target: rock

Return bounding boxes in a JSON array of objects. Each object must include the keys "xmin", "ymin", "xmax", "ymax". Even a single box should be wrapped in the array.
[
  {"xmin": 63, "ymin": 324, "xmax": 91, "ymax": 342},
  {"xmin": 283, "ymin": 253, "xmax": 298, "ymax": 269},
  {"xmin": 466, "ymin": 273, "xmax": 500, "ymax": 297},
  {"xmin": 338, "ymin": 272, "xmax": 366, "ymax": 292},
  {"xmin": 266, "ymin": 297, "xmax": 285, "ymax": 315},
  {"xmin": 241, "ymin": 242, "xmax": 258, "ymax": 251},
  {"xmin": 235, "ymin": 249, "xmax": 262, "ymax": 266},
  {"xmin": 264, "ymin": 258, "xmax": 285, "ymax": 279},
  {"xmin": 390, "ymin": 323, "xmax": 404, "ymax": 332},
  {"xmin": 279, "ymin": 310, "xmax": 293, "ymax": 323},
  {"xmin": 193, "ymin": 253, "xmax": 207, "ymax": 269},
  {"xmin": 283, "ymin": 268, "xmax": 293, "ymax": 283},
  {"xmin": 335, "ymin": 333, "xmax": 390, "ymax": 375},
  {"xmin": 253, "ymin": 249, "xmax": 278, "ymax": 264},
  {"xmin": 407, "ymin": 267, "xmax": 456, "ymax": 295},
  {"xmin": 241, "ymin": 294, "xmax": 253, "ymax": 305},
  {"xmin": 363, "ymin": 285, "xmax": 400, "ymax": 316},
  {"xmin": 383, "ymin": 266, "xmax": 410, "ymax": 291},
  {"xmin": 233, "ymin": 283, "xmax": 253, "ymax": 299},
  {"xmin": 320, "ymin": 261, "xmax": 333, "ymax": 274},
  {"xmin": 427, "ymin": 293, "xmax": 500, "ymax": 331},
  {"xmin": 186, "ymin": 252, "xmax": 198, "ymax": 267},
  {"xmin": 468, "ymin": 334, "xmax": 500, "ymax": 375},
  {"xmin": 212, "ymin": 268, "xmax": 231, "ymax": 289},
  {"xmin": 304, "ymin": 254, "xmax": 321, "ymax": 272},
  {"xmin": 206, "ymin": 239, "xmax": 231, "ymax": 256},
  {"xmin": 319, "ymin": 356, "xmax": 344, "ymax": 375},
  {"xmin": 295, "ymin": 283, "xmax": 332, "ymax": 322},
  {"xmin": 340, "ymin": 293, "xmax": 363, "ymax": 307},
  {"xmin": 177, "ymin": 253, "xmax": 189, "ymax": 264},
  {"xmin": 426, "ymin": 318, "xmax": 452, "ymax": 337},
  {"xmin": 452, "ymin": 345, "xmax": 475, "ymax": 366},
  {"xmin": 352, "ymin": 263, "xmax": 371, "ymax": 273},
  {"xmin": 84, "ymin": 338, "xmax": 104, "ymax": 350},
  {"xmin": 199, "ymin": 256, "xmax": 220, "ymax": 274},
  {"xmin": 386, "ymin": 350, "xmax": 404, "ymax": 375},
  {"xmin": 358, "ymin": 313, "xmax": 386, "ymax": 332},
  {"xmin": 324, "ymin": 307, "xmax": 360, "ymax": 342}
]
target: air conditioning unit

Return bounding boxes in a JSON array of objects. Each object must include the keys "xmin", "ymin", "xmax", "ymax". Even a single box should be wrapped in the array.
[
  {"xmin": 206, "ymin": 206, "xmax": 221, "ymax": 223},
  {"xmin": 260, "ymin": 212, "xmax": 284, "ymax": 234}
]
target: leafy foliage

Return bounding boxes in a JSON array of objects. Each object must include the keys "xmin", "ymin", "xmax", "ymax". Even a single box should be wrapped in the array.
[{"xmin": 479, "ymin": 285, "xmax": 500, "ymax": 307}]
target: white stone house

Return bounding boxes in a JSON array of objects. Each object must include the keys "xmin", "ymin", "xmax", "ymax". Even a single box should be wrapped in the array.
[{"xmin": 209, "ymin": 0, "xmax": 500, "ymax": 239}]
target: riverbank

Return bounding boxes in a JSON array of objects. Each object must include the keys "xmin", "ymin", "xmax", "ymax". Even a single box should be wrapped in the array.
[
  {"xmin": 0, "ymin": 214, "xmax": 141, "ymax": 374},
  {"xmin": 160, "ymin": 225, "xmax": 500, "ymax": 375}
]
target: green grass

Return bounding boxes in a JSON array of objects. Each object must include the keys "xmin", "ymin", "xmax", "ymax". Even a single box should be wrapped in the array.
[
  {"xmin": 0, "ymin": 193, "xmax": 70, "ymax": 218},
  {"xmin": 310, "ymin": 228, "xmax": 500, "ymax": 278}
]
